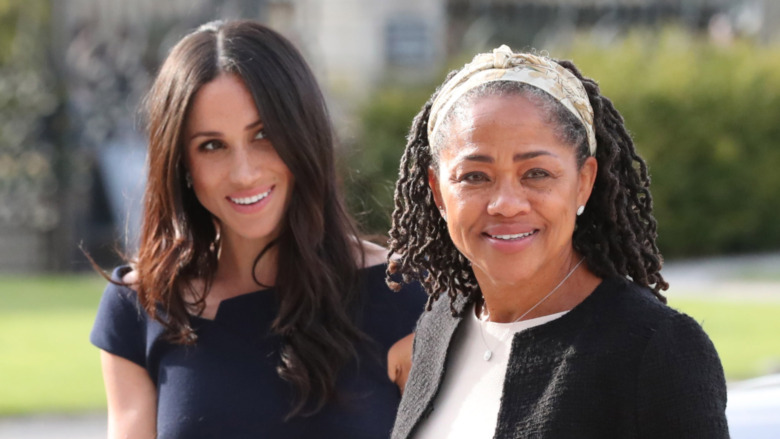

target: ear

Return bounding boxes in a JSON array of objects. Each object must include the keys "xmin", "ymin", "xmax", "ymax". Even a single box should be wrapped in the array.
[
  {"xmin": 577, "ymin": 156, "xmax": 598, "ymax": 208},
  {"xmin": 428, "ymin": 167, "xmax": 444, "ymax": 210}
]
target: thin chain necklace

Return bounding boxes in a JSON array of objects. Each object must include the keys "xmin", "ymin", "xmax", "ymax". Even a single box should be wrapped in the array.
[{"xmin": 477, "ymin": 257, "xmax": 585, "ymax": 361}]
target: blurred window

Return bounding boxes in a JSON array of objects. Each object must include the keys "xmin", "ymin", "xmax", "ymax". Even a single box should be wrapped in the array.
[{"xmin": 385, "ymin": 16, "xmax": 430, "ymax": 67}]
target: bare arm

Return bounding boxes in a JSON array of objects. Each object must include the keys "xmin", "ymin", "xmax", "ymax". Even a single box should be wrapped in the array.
[
  {"xmin": 387, "ymin": 332, "xmax": 415, "ymax": 395},
  {"xmin": 100, "ymin": 350, "xmax": 157, "ymax": 439}
]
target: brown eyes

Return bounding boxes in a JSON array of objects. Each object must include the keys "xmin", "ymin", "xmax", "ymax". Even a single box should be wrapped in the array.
[
  {"xmin": 525, "ymin": 169, "xmax": 551, "ymax": 179},
  {"xmin": 197, "ymin": 130, "xmax": 267, "ymax": 152},
  {"xmin": 457, "ymin": 169, "xmax": 551, "ymax": 184},
  {"xmin": 461, "ymin": 172, "xmax": 489, "ymax": 183},
  {"xmin": 199, "ymin": 140, "xmax": 224, "ymax": 151}
]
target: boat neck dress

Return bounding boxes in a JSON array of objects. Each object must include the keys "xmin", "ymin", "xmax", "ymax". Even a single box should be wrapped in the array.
[{"xmin": 90, "ymin": 263, "xmax": 427, "ymax": 439}]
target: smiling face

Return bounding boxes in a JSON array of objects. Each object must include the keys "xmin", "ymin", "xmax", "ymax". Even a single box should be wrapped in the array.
[
  {"xmin": 183, "ymin": 73, "xmax": 293, "ymax": 250},
  {"xmin": 429, "ymin": 93, "xmax": 597, "ymax": 290}
]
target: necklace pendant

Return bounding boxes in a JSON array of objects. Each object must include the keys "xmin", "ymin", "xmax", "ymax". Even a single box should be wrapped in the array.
[{"xmin": 483, "ymin": 350, "xmax": 493, "ymax": 361}]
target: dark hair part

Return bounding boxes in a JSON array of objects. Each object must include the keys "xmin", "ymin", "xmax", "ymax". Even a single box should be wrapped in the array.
[
  {"xmin": 388, "ymin": 57, "xmax": 668, "ymax": 315},
  {"xmin": 137, "ymin": 19, "xmax": 364, "ymax": 417}
]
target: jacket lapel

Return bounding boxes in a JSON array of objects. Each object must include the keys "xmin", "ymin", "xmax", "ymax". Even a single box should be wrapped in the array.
[{"xmin": 392, "ymin": 293, "xmax": 471, "ymax": 439}]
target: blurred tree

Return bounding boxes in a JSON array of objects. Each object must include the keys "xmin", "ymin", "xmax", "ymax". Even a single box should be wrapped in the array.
[
  {"xmin": 350, "ymin": 25, "xmax": 780, "ymax": 258},
  {"xmin": 344, "ymin": 86, "xmax": 432, "ymax": 236},
  {"xmin": 565, "ymin": 26, "xmax": 780, "ymax": 257},
  {"xmin": 0, "ymin": 0, "xmax": 67, "ymax": 270}
]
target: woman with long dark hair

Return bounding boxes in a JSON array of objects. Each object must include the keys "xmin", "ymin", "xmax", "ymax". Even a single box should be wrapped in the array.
[
  {"xmin": 90, "ymin": 20, "xmax": 425, "ymax": 438},
  {"xmin": 387, "ymin": 46, "xmax": 728, "ymax": 438}
]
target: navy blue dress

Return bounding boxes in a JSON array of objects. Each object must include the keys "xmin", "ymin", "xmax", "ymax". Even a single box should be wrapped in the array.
[{"xmin": 90, "ymin": 263, "xmax": 426, "ymax": 439}]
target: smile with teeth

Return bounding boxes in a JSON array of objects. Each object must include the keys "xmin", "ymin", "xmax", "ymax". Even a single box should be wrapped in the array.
[
  {"xmin": 229, "ymin": 187, "xmax": 272, "ymax": 205},
  {"xmin": 488, "ymin": 230, "xmax": 536, "ymax": 240}
]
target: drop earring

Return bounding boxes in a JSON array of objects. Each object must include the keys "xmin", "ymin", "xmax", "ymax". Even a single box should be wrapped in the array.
[
  {"xmin": 185, "ymin": 172, "xmax": 193, "ymax": 189},
  {"xmin": 576, "ymin": 205, "xmax": 585, "ymax": 216}
]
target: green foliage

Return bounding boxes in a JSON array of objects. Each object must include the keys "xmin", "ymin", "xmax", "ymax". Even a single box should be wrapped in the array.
[
  {"xmin": 345, "ymin": 86, "xmax": 433, "ymax": 235},
  {"xmin": 0, "ymin": 274, "xmax": 107, "ymax": 415},
  {"xmin": 560, "ymin": 27, "xmax": 780, "ymax": 257},
  {"xmin": 350, "ymin": 27, "xmax": 780, "ymax": 257}
]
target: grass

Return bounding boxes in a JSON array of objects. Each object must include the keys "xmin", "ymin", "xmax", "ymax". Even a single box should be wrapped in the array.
[
  {"xmin": 669, "ymin": 296, "xmax": 780, "ymax": 381},
  {"xmin": 0, "ymin": 274, "xmax": 107, "ymax": 415},
  {"xmin": 0, "ymin": 274, "xmax": 778, "ymax": 415}
]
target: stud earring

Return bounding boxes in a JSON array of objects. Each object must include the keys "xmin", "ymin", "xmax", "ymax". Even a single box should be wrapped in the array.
[
  {"xmin": 438, "ymin": 206, "xmax": 447, "ymax": 222},
  {"xmin": 185, "ymin": 172, "xmax": 193, "ymax": 189},
  {"xmin": 576, "ymin": 205, "xmax": 585, "ymax": 216}
]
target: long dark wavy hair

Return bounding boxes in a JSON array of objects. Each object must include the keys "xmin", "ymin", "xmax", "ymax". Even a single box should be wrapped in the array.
[
  {"xmin": 134, "ymin": 20, "xmax": 364, "ymax": 416},
  {"xmin": 387, "ymin": 54, "xmax": 668, "ymax": 315}
]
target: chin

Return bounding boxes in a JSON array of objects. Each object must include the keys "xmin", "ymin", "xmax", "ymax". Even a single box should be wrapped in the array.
[{"xmin": 473, "ymin": 260, "xmax": 535, "ymax": 286}]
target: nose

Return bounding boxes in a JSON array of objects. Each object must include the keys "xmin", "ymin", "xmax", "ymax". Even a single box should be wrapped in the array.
[
  {"xmin": 486, "ymin": 178, "xmax": 530, "ymax": 217},
  {"xmin": 230, "ymin": 144, "xmax": 261, "ymax": 186}
]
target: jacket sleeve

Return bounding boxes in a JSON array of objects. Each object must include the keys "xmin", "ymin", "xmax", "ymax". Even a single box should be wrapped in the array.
[{"xmin": 636, "ymin": 312, "xmax": 730, "ymax": 438}]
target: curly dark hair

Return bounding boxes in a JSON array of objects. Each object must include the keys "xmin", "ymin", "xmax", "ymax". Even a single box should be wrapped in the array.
[{"xmin": 387, "ymin": 56, "xmax": 668, "ymax": 316}]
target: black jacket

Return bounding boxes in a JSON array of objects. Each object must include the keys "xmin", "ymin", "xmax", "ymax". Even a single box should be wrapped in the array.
[{"xmin": 392, "ymin": 277, "xmax": 730, "ymax": 439}]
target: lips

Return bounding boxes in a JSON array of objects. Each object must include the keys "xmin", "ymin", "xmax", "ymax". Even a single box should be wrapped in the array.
[{"xmin": 228, "ymin": 186, "xmax": 273, "ymax": 206}]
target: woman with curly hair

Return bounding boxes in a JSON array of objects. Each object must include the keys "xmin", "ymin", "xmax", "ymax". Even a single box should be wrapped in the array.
[
  {"xmin": 386, "ymin": 45, "xmax": 729, "ymax": 438},
  {"xmin": 89, "ymin": 20, "xmax": 425, "ymax": 438}
]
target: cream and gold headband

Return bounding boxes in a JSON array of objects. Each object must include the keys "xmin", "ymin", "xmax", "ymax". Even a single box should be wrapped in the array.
[{"xmin": 428, "ymin": 45, "xmax": 597, "ymax": 156}]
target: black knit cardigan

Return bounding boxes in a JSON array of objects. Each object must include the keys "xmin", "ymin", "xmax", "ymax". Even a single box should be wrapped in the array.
[{"xmin": 392, "ymin": 277, "xmax": 730, "ymax": 439}]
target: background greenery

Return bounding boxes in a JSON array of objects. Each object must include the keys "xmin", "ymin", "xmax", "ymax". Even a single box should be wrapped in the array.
[
  {"xmin": 1, "ymin": 274, "xmax": 779, "ymax": 414},
  {"xmin": 346, "ymin": 27, "xmax": 780, "ymax": 259}
]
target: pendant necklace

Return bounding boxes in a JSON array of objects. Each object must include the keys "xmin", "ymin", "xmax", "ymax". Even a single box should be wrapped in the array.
[{"xmin": 477, "ymin": 257, "xmax": 585, "ymax": 362}]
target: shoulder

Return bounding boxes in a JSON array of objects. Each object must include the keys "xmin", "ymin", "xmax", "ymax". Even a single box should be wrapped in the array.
[
  {"xmin": 92, "ymin": 265, "xmax": 151, "ymax": 329},
  {"xmin": 359, "ymin": 239, "xmax": 388, "ymax": 268},
  {"xmin": 630, "ymin": 292, "xmax": 728, "ymax": 434},
  {"xmin": 358, "ymin": 260, "xmax": 427, "ymax": 310},
  {"xmin": 588, "ymin": 277, "xmax": 682, "ymax": 328},
  {"xmin": 120, "ymin": 267, "xmax": 139, "ymax": 288},
  {"xmin": 353, "ymin": 247, "xmax": 428, "ymax": 345},
  {"xmin": 576, "ymin": 278, "xmax": 728, "ymax": 432},
  {"xmin": 91, "ymin": 266, "xmax": 152, "ymax": 368},
  {"xmin": 596, "ymin": 278, "xmax": 722, "ymax": 368},
  {"xmin": 356, "ymin": 238, "xmax": 426, "ymax": 301},
  {"xmin": 570, "ymin": 277, "xmax": 718, "ymax": 357},
  {"xmin": 102, "ymin": 265, "xmax": 142, "ymax": 305}
]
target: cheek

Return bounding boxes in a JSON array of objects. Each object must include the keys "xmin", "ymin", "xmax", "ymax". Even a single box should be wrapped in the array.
[
  {"xmin": 439, "ymin": 184, "xmax": 463, "ymax": 213},
  {"xmin": 441, "ymin": 186, "xmax": 483, "ymax": 232},
  {"xmin": 189, "ymin": 165, "xmax": 218, "ymax": 193},
  {"xmin": 532, "ymin": 189, "xmax": 576, "ymax": 231}
]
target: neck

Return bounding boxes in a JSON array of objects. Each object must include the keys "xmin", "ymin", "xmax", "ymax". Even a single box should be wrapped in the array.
[
  {"xmin": 214, "ymin": 229, "xmax": 279, "ymax": 296},
  {"xmin": 476, "ymin": 254, "xmax": 599, "ymax": 323}
]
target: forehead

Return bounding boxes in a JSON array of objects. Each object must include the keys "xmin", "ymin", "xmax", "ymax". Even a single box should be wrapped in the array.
[
  {"xmin": 437, "ymin": 94, "xmax": 565, "ymax": 160},
  {"xmin": 464, "ymin": 94, "xmax": 546, "ymax": 131},
  {"xmin": 185, "ymin": 73, "xmax": 259, "ymax": 130}
]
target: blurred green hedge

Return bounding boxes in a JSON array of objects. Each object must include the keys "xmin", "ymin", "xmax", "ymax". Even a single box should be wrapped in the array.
[
  {"xmin": 343, "ymin": 86, "xmax": 433, "ymax": 239},
  {"xmin": 346, "ymin": 28, "xmax": 780, "ymax": 258}
]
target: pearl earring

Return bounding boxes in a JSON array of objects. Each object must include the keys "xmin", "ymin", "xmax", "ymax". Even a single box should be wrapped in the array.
[
  {"xmin": 576, "ymin": 205, "xmax": 585, "ymax": 216},
  {"xmin": 439, "ymin": 206, "xmax": 447, "ymax": 222}
]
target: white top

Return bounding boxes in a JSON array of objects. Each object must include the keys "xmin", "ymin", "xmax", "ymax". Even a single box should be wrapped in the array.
[{"xmin": 414, "ymin": 304, "xmax": 567, "ymax": 439}]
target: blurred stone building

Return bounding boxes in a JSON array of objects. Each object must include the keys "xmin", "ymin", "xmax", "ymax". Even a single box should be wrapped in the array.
[
  {"xmin": 0, "ymin": 0, "xmax": 776, "ymax": 272},
  {"xmin": 0, "ymin": 0, "xmax": 445, "ymax": 272}
]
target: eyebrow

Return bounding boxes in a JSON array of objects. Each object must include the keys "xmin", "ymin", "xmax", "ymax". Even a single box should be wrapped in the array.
[
  {"xmin": 188, "ymin": 119, "xmax": 264, "ymax": 142},
  {"xmin": 461, "ymin": 150, "xmax": 555, "ymax": 163}
]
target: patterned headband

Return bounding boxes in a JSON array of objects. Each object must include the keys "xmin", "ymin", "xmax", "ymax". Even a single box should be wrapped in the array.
[{"xmin": 428, "ymin": 45, "xmax": 597, "ymax": 156}]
